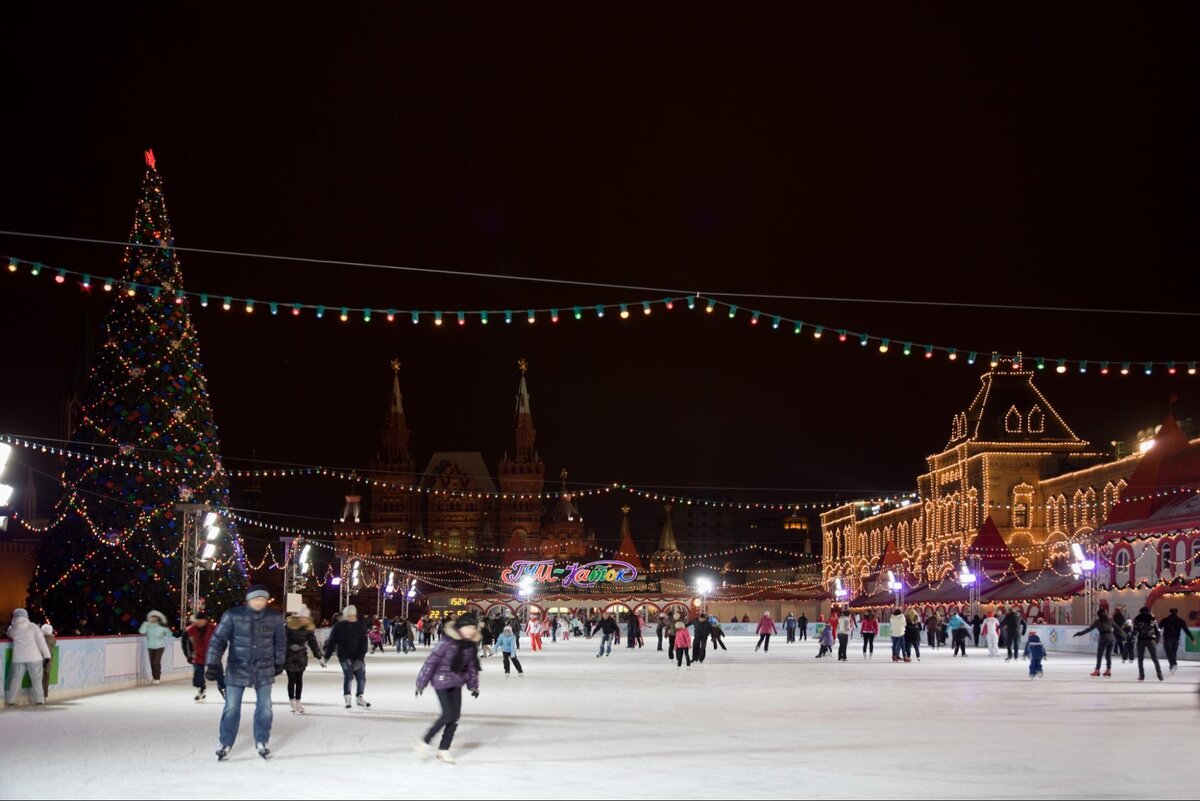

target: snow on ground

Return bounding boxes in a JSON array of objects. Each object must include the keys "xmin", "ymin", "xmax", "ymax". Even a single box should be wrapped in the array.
[{"xmin": 1, "ymin": 636, "xmax": 1196, "ymax": 799}]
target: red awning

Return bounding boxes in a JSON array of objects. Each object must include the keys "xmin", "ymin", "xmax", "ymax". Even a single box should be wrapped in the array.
[
  {"xmin": 982, "ymin": 570, "xmax": 1083, "ymax": 603},
  {"xmin": 1099, "ymin": 491, "xmax": 1200, "ymax": 538}
]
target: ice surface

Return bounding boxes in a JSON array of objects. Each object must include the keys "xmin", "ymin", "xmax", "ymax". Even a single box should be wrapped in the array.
[{"xmin": 1, "ymin": 636, "xmax": 1195, "ymax": 799}]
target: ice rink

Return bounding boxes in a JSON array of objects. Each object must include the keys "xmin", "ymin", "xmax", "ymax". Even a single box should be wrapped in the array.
[{"xmin": 2, "ymin": 635, "xmax": 1196, "ymax": 799}]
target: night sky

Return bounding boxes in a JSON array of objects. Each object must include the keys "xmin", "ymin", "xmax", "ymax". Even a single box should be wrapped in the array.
[{"xmin": 1, "ymin": 7, "xmax": 1196, "ymax": 552}]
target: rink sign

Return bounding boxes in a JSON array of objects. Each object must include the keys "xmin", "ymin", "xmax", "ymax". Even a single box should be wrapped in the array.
[{"xmin": 501, "ymin": 559, "xmax": 638, "ymax": 589}]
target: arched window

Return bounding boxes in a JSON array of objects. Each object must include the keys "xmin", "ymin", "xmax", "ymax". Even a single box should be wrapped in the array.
[
  {"xmin": 1161, "ymin": 541, "xmax": 1174, "ymax": 576},
  {"xmin": 1013, "ymin": 503, "xmax": 1028, "ymax": 528},
  {"xmin": 1027, "ymin": 405, "xmax": 1045, "ymax": 434},
  {"xmin": 1005, "ymin": 405, "xmax": 1023, "ymax": 433}
]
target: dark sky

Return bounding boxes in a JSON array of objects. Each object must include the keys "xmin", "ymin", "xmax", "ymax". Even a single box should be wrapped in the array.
[{"xmin": 0, "ymin": 7, "xmax": 1196, "ymax": 552}]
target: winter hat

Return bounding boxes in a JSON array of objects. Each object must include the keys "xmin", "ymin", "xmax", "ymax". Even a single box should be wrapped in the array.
[
  {"xmin": 342, "ymin": 605, "xmax": 358, "ymax": 618},
  {"xmin": 146, "ymin": 610, "xmax": 167, "ymax": 624},
  {"xmin": 12, "ymin": 608, "xmax": 28, "ymax": 620},
  {"xmin": 1139, "ymin": 607, "xmax": 1150, "ymax": 615},
  {"xmin": 41, "ymin": 623, "xmax": 54, "ymax": 635},
  {"xmin": 503, "ymin": 625, "xmax": 513, "ymax": 634},
  {"xmin": 245, "ymin": 584, "xmax": 271, "ymax": 601},
  {"xmin": 296, "ymin": 605, "xmax": 312, "ymax": 619},
  {"xmin": 675, "ymin": 621, "xmax": 685, "ymax": 629},
  {"xmin": 456, "ymin": 613, "xmax": 479, "ymax": 629}
]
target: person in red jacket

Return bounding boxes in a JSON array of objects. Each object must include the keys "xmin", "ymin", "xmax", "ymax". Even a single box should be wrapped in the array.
[
  {"xmin": 860, "ymin": 610, "xmax": 880, "ymax": 659},
  {"xmin": 673, "ymin": 621, "xmax": 692, "ymax": 669},
  {"xmin": 755, "ymin": 612, "xmax": 778, "ymax": 652},
  {"xmin": 183, "ymin": 612, "xmax": 225, "ymax": 702}
]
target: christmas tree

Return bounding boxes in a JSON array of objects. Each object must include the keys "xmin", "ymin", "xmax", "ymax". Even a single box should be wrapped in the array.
[{"xmin": 28, "ymin": 150, "xmax": 247, "ymax": 633}]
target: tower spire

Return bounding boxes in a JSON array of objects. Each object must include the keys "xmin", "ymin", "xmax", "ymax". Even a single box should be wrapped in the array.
[{"xmin": 380, "ymin": 359, "xmax": 411, "ymax": 464}]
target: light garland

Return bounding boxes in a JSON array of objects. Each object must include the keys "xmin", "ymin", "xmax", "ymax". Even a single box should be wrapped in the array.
[{"xmin": 6, "ymin": 253, "xmax": 1197, "ymax": 375}]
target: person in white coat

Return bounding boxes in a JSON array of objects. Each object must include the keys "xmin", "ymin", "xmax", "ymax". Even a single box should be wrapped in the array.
[
  {"xmin": 5, "ymin": 608, "xmax": 52, "ymax": 706},
  {"xmin": 981, "ymin": 612, "xmax": 1001, "ymax": 657},
  {"xmin": 889, "ymin": 609, "xmax": 908, "ymax": 662}
]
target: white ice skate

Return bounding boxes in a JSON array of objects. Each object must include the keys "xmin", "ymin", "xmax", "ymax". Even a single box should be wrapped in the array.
[
  {"xmin": 256, "ymin": 742, "xmax": 271, "ymax": 759},
  {"xmin": 356, "ymin": 695, "xmax": 371, "ymax": 708},
  {"xmin": 215, "ymin": 744, "xmax": 230, "ymax": 761},
  {"xmin": 289, "ymin": 699, "xmax": 299, "ymax": 714},
  {"xmin": 195, "ymin": 688, "xmax": 206, "ymax": 703},
  {"xmin": 436, "ymin": 749, "xmax": 456, "ymax": 765},
  {"xmin": 296, "ymin": 701, "xmax": 306, "ymax": 714},
  {"xmin": 344, "ymin": 694, "xmax": 352, "ymax": 709},
  {"xmin": 414, "ymin": 741, "xmax": 430, "ymax": 761}
]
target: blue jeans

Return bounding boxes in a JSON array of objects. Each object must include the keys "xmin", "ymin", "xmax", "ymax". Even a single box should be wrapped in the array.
[
  {"xmin": 219, "ymin": 684, "xmax": 273, "ymax": 747},
  {"xmin": 340, "ymin": 659, "xmax": 366, "ymax": 696},
  {"xmin": 891, "ymin": 636, "xmax": 905, "ymax": 659},
  {"xmin": 597, "ymin": 633, "xmax": 613, "ymax": 656}
]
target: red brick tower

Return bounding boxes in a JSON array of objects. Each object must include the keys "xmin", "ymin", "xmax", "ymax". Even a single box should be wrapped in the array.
[
  {"xmin": 498, "ymin": 359, "xmax": 545, "ymax": 556},
  {"xmin": 369, "ymin": 359, "xmax": 419, "ymax": 555}
]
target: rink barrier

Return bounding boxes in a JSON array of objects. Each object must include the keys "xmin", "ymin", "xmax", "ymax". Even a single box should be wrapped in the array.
[{"xmin": 1, "ymin": 634, "xmax": 190, "ymax": 706}]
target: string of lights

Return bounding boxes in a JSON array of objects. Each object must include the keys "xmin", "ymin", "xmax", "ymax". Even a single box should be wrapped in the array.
[{"xmin": 6, "ymin": 253, "xmax": 1197, "ymax": 374}]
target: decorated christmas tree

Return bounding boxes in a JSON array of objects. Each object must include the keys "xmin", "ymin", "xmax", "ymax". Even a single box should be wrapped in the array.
[{"xmin": 28, "ymin": 150, "xmax": 247, "ymax": 633}]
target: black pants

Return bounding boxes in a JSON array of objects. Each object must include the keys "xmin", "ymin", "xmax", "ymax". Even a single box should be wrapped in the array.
[
  {"xmin": 972, "ymin": 628, "xmax": 981, "ymax": 647},
  {"xmin": 693, "ymin": 638, "xmax": 707, "ymax": 663},
  {"xmin": 756, "ymin": 634, "xmax": 771, "ymax": 652},
  {"xmin": 147, "ymin": 648, "xmax": 164, "ymax": 680},
  {"xmin": 862, "ymin": 632, "xmax": 875, "ymax": 654},
  {"xmin": 927, "ymin": 627, "xmax": 936, "ymax": 648},
  {"xmin": 657, "ymin": 631, "xmax": 664, "ymax": 651},
  {"xmin": 952, "ymin": 629, "xmax": 968, "ymax": 656},
  {"xmin": 502, "ymin": 653, "xmax": 523, "ymax": 675},
  {"xmin": 286, "ymin": 669, "xmax": 305, "ymax": 700},
  {"xmin": 712, "ymin": 635, "xmax": 727, "ymax": 651},
  {"xmin": 786, "ymin": 628, "xmax": 796, "ymax": 643},
  {"xmin": 668, "ymin": 638, "xmax": 675, "ymax": 659},
  {"xmin": 425, "ymin": 688, "xmax": 463, "ymax": 750},
  {"xmin": 1137, "ymin": 640, "xmax": 1163, "ymax": 680},
  {"xmin": 1164, "ymin": 638, "xmax": 1180, "ymax": 669},
  {"xmin": 798, "ymin": 626, "xmax": 807, "ymax": 641},
  {"xmin": 676, "ymin": 647, "xmax": 691, "ymax": 667},
  {"xmin": 837, "ymin": 634, "xmax": 849, "ymax": 660},
  {"xmin": 1095, "ymin": 641, "xmax": 1113, "ymax": 672},
  {"xmin": 906, "ymin": 635, "xmax": 920, "ymax": 660},
  {"xmin": 1006, "ymin": 632, "xmax": 1021, "ymax": 660}
]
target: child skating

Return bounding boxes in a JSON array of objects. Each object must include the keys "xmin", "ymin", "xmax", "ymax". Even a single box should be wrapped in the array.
[
  {"xmin": 494, "ymin": 625, "xmax": 523, "ymax": 676},
  {"xmin": 1023, "ymin": 630, "xmax": 1046, "ymax": 678}
]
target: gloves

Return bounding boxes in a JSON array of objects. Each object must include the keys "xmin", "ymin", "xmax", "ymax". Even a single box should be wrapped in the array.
[
  {"xmin": 205, "ymin": 665, "xmax": 221, "ymax": 681},
  {"xmin": 470, "ymin": 690, "xmax": 479, "ymax": 699},
  {"xmin": 415, "ymin": 688, "xmax": 424, "ymax": 697},
  {"xmin": 275, "ymin": 664, "xmax": 285, "ymax": 676},
  {"xmin": 186, "ymin": 656, "xmax": 194, "ymax": 664}
]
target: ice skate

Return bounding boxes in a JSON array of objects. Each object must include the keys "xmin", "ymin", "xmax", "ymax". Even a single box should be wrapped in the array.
[
  {"xmin": 289, "ymin": 698, "xmax": 299, "ymax": 714},
  {"xmin": 195, "ymin": 688, "xmax": 206, "ymax": 702},
  {"xmin": 215, "ymin": 745, "xmax": 230, "ymax": 761},
  {"xmin": 414, "ymin": 740, "xmax": 430, "ymax": 761},
  {"xmin": 152, "ymin": 679, "xmax": 160, "ymax": 685},
  {"xmin": 296, "ymin": 701, "xmax": 306, "ymax": 714},
  {"xmin": 356, "ymin": 695, "xmax": 371, "ymax": 708},
  {"xmin": 256, "ymin": 742, "xmax": 271, "ymax": 759},
  {"xmin": 436, "ymin": 749, "xmax": 456, "ymax": 765},
  {"xmin": 1090, "ymin": 670, "xmax": 1100, "ymax": 677},
  {"xmin": 1170, "ymin": 664, "xmax": 1178, "ymax": 675},
  {"xmin": 1102, "ymin": 670, "xmax": 1111, "ymax": 677},
  {"xmin": 344, "ymin": 694, "xmax": 352, "ymax": 708}
]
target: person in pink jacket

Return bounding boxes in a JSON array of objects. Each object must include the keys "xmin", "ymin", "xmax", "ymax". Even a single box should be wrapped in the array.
[
  {"xmin": 859, "ymin": 611, "xmax": 880, "ymax": 659},
  {"xmin": 673, "ymin": 621, "xmax": 692, "ymax": 669},
  {"xmin": 755, "ymin": 612, "xmax": 778, "ymax": 652}
]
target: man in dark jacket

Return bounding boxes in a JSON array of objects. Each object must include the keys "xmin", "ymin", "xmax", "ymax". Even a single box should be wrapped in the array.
[
  {"xmin": 655, "ymin": 614, "xmax": 668, "ymax": 651},
  {"xmin": 595, "ymin": 614, "xmax": 619, "ymax": 657},
  {"xmin": 798, "ymin": 614, "xmax": 809, "ymax": 641},
  {"xmin": 692, "ymin": 615, "xmax": 711, "ymax": 663},
  {"xmin": 323, "ymin": 604, "xmax": 372, "ymax": 709},
  {"xmin": 970, "ymin": 614, "xmax": 983, "ymax": 647},
  {"xmin": 1159, "ymin": 608, "xmax": 1194, "ymax": 675},
  {"xmin": 1133, "ymin": 606, "xmax": 1164, "ymax": 681},
  {"xmin": 1002, "ymin": 610, "xmax": 1022, "ymax": 662},
  {"xmin": 206, "ymin": 585, "xmax": 286, "ymax": 759}
]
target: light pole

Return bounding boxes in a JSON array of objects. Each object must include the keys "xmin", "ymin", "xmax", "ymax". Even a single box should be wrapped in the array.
[
  {"xmin": 887, "ymin": 570, "xmax": 904, "ymax": 609},
  {"xmin": 1071, "ymin": 544, "xmax": 1096, "ymax": 623},
  {"xmin": 379, "ymin": 570, "xmax": 396, "ymax": 620},
  {"xmin": 695, "ymin": 577, "xmax": 714, "ymax": 619},
  {"xmin": 0, "ymin": 443, "xmax": 15, "ymax": 531},
  {"xmin": 174, "ymin": 503, "xmax": 222, "ymax": 627},
  {"xmin": 518, "ymin": 576, "xmax": 535, "ymax": 627},
  {"xmin": 402, "ymin": 578, "xmax": 417, "ymax": 622},
  {"xmin": 958, "ymin": 560, "xmax": 979, "ymax": 618}
]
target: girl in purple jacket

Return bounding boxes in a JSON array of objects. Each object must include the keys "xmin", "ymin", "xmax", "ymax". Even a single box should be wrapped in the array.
[{"xmin": 414, "ymin": 613, "xmax": 482, "ymax": 764}]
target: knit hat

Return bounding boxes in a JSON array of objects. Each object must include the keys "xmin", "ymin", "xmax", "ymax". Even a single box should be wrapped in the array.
[
  {"xmin": 456, "ymin": 613, "xmax": 479, "ymax": 628},
  {"xmin": 41, "ymin": 623, "xmax": 53, "ymax": 635},
  {"xmin": 245, "ymin": 584, "xmax": 270, "ymax": 601},
  {"xmin": 342, "ymin": 605, "xmax": 358, "ymax": 618},
  {"xmin": 296, "ymin": 605, "xmax": 312, "ymax": 618},
  {"xmin": 503, "ymin": 625, "xmax": 513, "ymax": 634},
  {"xmin": 12, "ymin": 608, "xmax": 28, "ymax": 620}
]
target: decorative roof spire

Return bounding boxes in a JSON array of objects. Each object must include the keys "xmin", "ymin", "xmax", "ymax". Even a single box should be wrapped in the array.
[
  {"xmin": 615, "ymin": 505, "xmax": 646, "ymax": 572},
  {"xmin": 515, "ymin": 359, "xmax": 532, "ymax": 416},
  {"xmin": 657, "ymin": 502, "xmax": 679, "ymax": 553},
  {"xmin": 390, "ymin": 358, "xmax": 404, "ymax": 414}
]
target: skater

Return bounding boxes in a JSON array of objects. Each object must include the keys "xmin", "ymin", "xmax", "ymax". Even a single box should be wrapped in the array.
[
  {"xmin": 368, "ymin": 622, "xmax": 385, "ymax": 654},
  {"xmin": 1023, "ymin": 630, "xmax": 1046, "ymax": 678},
  {"xmin": 510, "ymin": 616, "xmax": 522, "ymax": 651},
  {"xmin": 860, "ymin": 611, "xmax": 878, "ymax": 658},
  {"xmin": 322, "ymin": 605, "xmax": 372, "ymax": 709},
  {"xmin": 889, "ymin": 609, "xmax": 907, "ymax": 661},
  {"xmin": 674, "ymin": 621, "xmax": 692, "ymax": 668},
  {"xmin": 527, "ymin": 615, "xmax": 544, "ymax": 652},
  {"xmin": 1002, "ymin": 609, "xmax": 1023, "ymax": 662},
  {"xmin": 837, "ymin": 609, "xmax": 855, "ymax": 661},
  {"xmin": 656, "ymin": 613, "xmax": 668, "ymax": 651},
  {"xmin": 798, "ymin": 613, "xmax": 809, "ymax": 641},
  {"xmin": 1073, "ymin": 607, "xmax": 1115, "ymax": 677},
  {"xmin": 970, "ymin": 613, "xmax": 983, "ymax": 648},
  {"xmin": 626, "ymin": 613, "xmax": 641, "ymax": 649},
  {"xmin": 206, "ymin": 585, "xmax": 286, "ymax": 760},
  {"xmin": 711, "ymin": 619, "xmax": 728, "ymax": 651},
  {"xmin": 39, "ymin": 624, "xmax": 55, "ymax": 700},
  {"xmin": 1159, "ymin": 608, "xmax": 1194, "ymax": 675},
  {"xmin": 184, "ymin": 612, "xmax": 225, "ymax": 701},
  {"xmin": 981, "ymin": 612, "xmax": 1001, "ymax": 658},
  {"xmin": 692, "ymin": 614, "xmax": 711, "ymax": 663},
  {"xmin": 948, "ymin": 612, "xmax": 970, "ymax": 657},
  {"xmin": 1113, "ymin": 607, "xmax": 1129, "ymax": 662},
  {"xmin": 667, "ymin": 613, "xmax": 678, "ymax": 660},
  {"xmin": 1132, "ymin": 606, "xmax": 1164, "ymax": 682},
  {"xmin": 755, "ymin": 611, "xmax": 777, "ymax": 652},
  {"xmin": 495, "ymin": 625, "xmax": 523, "ymax": 676},
  {"xmin": 414, "ymin": 613, "xmax": 482, "ymax": 765},
  {"xmin": 904, "ymin": 609, "xmax": 922, "ymax": 662},
  {"xmin": 139, "ymin": 610, "xmax": 172, "ymax": 684},
  {"xmin": 816, "ymin": 620, "xmax": 834, "ymax": 658},
  {"xmin": 784, "ymin": 612, "xmax": 798, "ymax": 643},
  {"xmin": 5, "ymin": 608, "xmax": 50, "ymax": 707},
  {"xmin": 480, "ymin": 622, "xmax": 495, "ymax": 658},
  {"xmin": 284, "ymin": 606, "xmax": 323, "ymax": 714},
  {"xmin": 596, "ymin": 613, "xmax": 619, "ymax": 657},
  {"xmin": 924, "ymin": 613, "xmax": 936, "ymax": 648}
]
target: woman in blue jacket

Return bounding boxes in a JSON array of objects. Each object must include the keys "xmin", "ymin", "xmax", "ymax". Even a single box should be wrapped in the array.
[{"xmin": 139, "ymin": 610, "xmax": 173, "ymax": 684}]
